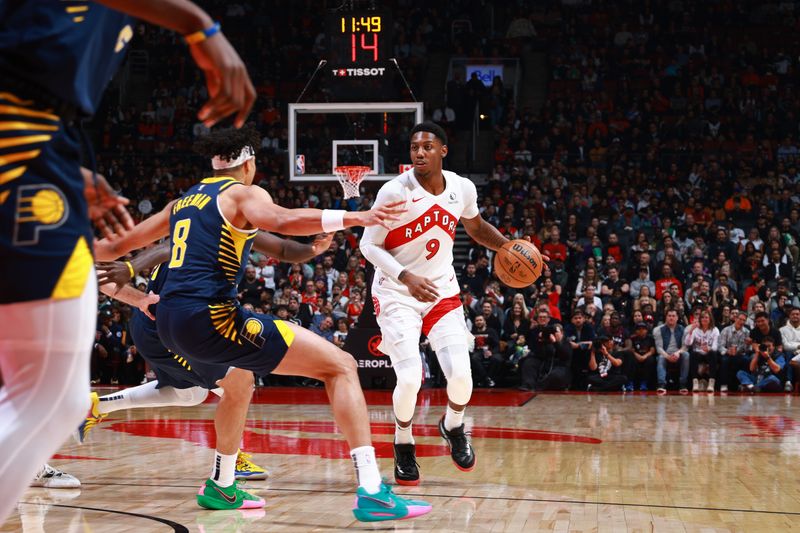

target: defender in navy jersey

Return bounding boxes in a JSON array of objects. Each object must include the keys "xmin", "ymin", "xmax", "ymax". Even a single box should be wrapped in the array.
[
  {"xmin": 0, "ymin": 0, "xmax": 256, "ymax": 523},
  {"xmin": 94, "ymin": 126, "xmax": 432, "ymax": 522},
  {"xmin": 84, "ymin": 233, "xmax": 332, "ymax": 481}
]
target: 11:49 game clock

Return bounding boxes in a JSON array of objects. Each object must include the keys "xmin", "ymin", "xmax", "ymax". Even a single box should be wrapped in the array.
[{"xmin": 327, "ymin": 10, "xmax": 392, "ymax": 76}]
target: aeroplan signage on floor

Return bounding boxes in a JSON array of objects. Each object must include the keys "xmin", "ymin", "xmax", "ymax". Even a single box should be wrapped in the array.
[{"xmin": 466, "ymin": 64, "xmax": 504, "ymax": 87}]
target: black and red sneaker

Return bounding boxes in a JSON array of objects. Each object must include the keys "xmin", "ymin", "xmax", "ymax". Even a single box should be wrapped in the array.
[
  {"xmin": 393, "ymin": 442, "xmax": 420, "ymax": 486},
  {"xmin": 438, "ymin": 415, "xmax": 476, "ymax": 472}
]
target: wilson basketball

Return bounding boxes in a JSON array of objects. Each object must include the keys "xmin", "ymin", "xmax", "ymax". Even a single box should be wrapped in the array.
[{"xmin": 494, "ymin": 239, "xmax": 544, "ymax": 288}]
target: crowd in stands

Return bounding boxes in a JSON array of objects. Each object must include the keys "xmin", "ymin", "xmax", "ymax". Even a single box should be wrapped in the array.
[
  {"xmin": 459, "ymin": 0, "xmax": 800, "ymax": 392},
  {"xmin": 92, "ymin": 0, "xmax": 800, "ymax": 395}
]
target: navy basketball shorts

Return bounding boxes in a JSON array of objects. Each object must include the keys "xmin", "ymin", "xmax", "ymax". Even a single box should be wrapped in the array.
[{"xmin": 156, "ymin": 300, "xmax": 293, "ymax": 377}]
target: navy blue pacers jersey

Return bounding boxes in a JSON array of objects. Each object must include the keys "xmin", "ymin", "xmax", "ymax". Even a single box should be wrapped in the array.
[
  {"xmin": 157, "ymin": 176, "xmax": 295, "ymax": 376},
  {"xmin": 129, "ymin": 263, "xmax": 228, "ymax": 390},
  {"xmin": 160, "ymin": 176, "xmax": 258, "ymax": 304},
  {"xmin": 0, "ymin": 2, "xmax": 134, "ymax": 303}
]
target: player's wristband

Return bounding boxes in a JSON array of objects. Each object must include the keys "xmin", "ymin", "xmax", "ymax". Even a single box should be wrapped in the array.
[
  {"xmin": 184, "ymin": 21, "xmax": 221, "ymax": 45},
  {"xmin": 321, "ymin": 209, "xmax": 346, "ymax": 232},
  {"xmin": 124, "ymin": 260, "xmax": 135, "ymax": 280}
]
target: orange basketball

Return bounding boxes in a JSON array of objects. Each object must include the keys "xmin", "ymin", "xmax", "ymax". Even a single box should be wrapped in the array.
[{"xmin": 494, "ymin": 239, "xmax": 544, "ymax": 288}]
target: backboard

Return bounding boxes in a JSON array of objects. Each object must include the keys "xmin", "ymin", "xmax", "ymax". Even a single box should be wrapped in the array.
[{"xmin": 288, "ymin": 102, "xmax": 424, "ymax": 182}]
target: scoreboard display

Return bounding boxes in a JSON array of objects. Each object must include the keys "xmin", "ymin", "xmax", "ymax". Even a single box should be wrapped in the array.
[{"xmin": 327, "ymin": 11, "xmax": 392, "ymax": 75}]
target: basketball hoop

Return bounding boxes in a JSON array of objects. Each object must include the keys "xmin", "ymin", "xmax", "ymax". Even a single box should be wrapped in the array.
[{"xmin": 334, "ymin": 165, "xmax": 370, "ymax": 199}]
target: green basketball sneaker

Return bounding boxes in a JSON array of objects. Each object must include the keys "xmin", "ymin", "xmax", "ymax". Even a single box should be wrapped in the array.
[
  {"xmin": 352, "ymin": 482, "xmax": 431, "ymax": 522},
  {"xmin": 196, "ymin": 479, "xmax": 265, "ymax": 510}
]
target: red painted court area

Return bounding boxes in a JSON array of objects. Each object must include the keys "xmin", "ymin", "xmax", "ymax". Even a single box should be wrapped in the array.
[
  {"xmin": 106, "ymin": 419, "xmax": 601, "ymax": 458},
  {"xmin": 241, "ymin": 387, "xmax": 535, "ymax": 406}
]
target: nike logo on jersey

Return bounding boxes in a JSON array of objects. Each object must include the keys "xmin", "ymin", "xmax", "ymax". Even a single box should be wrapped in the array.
[{"xmin": 412, "ymin": 197, "xmax": 424, "ymax": 202}]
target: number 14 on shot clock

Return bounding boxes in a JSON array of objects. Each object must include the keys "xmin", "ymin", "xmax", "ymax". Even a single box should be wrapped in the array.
[{"xmin": 327, "ymin": 11, "xmax": 392, "ymax": 67}]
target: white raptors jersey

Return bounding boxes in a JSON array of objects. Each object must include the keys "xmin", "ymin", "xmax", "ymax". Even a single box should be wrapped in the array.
[{"xmin": 361, "ymin": 170, "xmax": 479, "ymax": 298}]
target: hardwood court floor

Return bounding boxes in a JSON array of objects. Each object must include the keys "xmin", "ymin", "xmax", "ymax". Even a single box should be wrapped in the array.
[{"xmin": 4, "ymin": 388, "xmax": 800, "ymax": 532}]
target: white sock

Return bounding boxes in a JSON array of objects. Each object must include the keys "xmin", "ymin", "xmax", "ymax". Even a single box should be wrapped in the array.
[
  {"xmin": 444, "ymin": 405, "xmax": 465, "ymax": 431},
  {"xmin": 350, "ymin": 446, "xmax": 381, "ymax": 494},
  {"xmin": 394, "ymin": 422, "xmax": 415, "ymax": 445},
  {"xmin": 97, "ymin": 382, "xmax": 207, "ymax": 414},
  {"xmin": 211, "ymin": 450, "xmax": 237, "ymax": 488}
]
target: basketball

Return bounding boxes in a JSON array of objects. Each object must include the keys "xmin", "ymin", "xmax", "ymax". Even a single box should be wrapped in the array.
[{"xmin": 494, "ymin": 239, "xmax": 544, "ymax": 288}]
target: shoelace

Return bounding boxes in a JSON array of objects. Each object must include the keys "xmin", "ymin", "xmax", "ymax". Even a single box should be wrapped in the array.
[{"xmin": 448, "ymin": 428, "xmax": 472, "ymax": 451}]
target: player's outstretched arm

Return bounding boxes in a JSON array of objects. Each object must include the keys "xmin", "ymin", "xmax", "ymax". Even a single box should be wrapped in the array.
[
  {"xmin": 99, "ymin": 280, "xmax": 160, "ymax": 320},
  {"xmin": 253, "ymin": 232, "xmax": 333, "ymax": 264},
  {"xmin": 461, "ymin": 213, "xmax": 509, "ymax": 252},
  {"xmin": 227, "ymin": 185, "xmax": 403, "ymax": 236},
  {"xmin": 94, "ymin": 202, "xmax": 174, "ymax": 261},
  {"xmin": 94, "ymin": 0, "xmax": 255, "ymax": 128}
]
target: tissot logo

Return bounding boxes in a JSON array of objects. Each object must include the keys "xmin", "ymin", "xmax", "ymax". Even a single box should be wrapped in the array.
[{"xmin": 332, "ymin": 67, "xmax": 387, "ymax": 77}]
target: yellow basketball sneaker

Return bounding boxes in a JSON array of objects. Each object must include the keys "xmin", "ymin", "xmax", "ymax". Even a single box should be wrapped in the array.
[
  {"xmin": 75, "ymin": 392, "xmax": 108, "ymax": 444},
  {"xmin": 235, "ymin": 451, "xmax": 269, "ymax": 481}
]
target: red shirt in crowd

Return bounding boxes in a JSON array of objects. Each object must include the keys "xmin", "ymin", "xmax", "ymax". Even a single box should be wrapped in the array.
[
  {"xmin": 542, "ymin": 241, "xmax": 568, "ymax": 262},
  {"xmin": 655, "ymin": 277, "xmax": 683, "ymax": 300}
]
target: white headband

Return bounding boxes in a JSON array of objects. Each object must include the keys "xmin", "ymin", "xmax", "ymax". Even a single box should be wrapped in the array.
[{"xmin": 211, "ymin": 145, "xmax": 255, "ymax": 170}]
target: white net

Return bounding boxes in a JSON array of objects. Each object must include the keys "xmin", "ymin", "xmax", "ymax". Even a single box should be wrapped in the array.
[{"xmin": 334, "ymin": 166, "xmax": 370, "ymax": 199}]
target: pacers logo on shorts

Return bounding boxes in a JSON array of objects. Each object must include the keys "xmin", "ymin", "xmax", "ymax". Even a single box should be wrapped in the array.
[
  {"xmin": 13, "ymin": 184, "xmax": 68, "ymax": 245},
  {"xmin": 241, "ymin": 318, "xmax": 266, "ymax": 348}
]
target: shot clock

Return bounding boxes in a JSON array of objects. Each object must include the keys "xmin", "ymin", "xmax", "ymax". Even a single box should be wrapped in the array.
[{"xmin": 327, "ymin": 11, "xmax": 392, "ymax": 70}]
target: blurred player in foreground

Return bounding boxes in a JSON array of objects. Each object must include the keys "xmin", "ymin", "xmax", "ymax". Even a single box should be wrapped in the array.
[{"xmin": 0, "ymin": 0, "xmax": 256, "ymax": 523}]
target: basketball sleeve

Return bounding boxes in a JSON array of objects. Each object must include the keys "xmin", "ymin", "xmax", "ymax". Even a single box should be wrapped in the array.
[
  {"xmin": 461, "ymin": 177, "xmax": 480, "ymax": 219},
  {"xmin": 360, "ymin": 182, "xmax": 406, "ymax": 281}
]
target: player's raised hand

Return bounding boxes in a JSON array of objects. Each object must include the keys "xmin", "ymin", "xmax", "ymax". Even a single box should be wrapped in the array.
[
  {"xmin": 82, "ymin": 167, "xmax": 134, "ymax": 240},
  {"xmin": 355, "ymin": 201, "xmax": 406, "ymax": 229},
  {"xmin": 189, "ymin": 32, "xmax": 255, "ymax": 128},
  {"xmin": 399, "ymin": 271, "xmax": 439, "ymax": 303}
]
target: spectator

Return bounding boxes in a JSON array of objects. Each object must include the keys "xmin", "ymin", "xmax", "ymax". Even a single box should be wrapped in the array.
[
  {"xmin": 479, "ymin": 300, "xmax": 503, "ymax": 333},
  {"xmin": 718, "ymin": 310, "xmax": 751, "ymax": 393},
  {"xmin": 654, "ymin": 309, "xmax": 690, "ymax": 394},
  {"xmin": 630, "ymin": 268, "xmax": 655, "ymax": 302},
  {"xmin": 520, "ymin": 323, "xmax": 572, "ymax": 392},
  {"xmin": 542, "ymin": 225, "xmax": 568, "ymax": 263},
  {"xmin": 587, "ymin": 337, "xmax": 628, "ymax": 392},
  {"xmin": 565, "ymin": 309, "xmax": 595, "ymax": 389},
  {"xmin": 684, "ymin": 310, "xmax": 720, "ymax": 392},
  {"xmin": 332, "ymin": 318, "xmax": 349, "ymax": 348},
  {"xmin": 470, "ymin": 315, "xmax": 502, "ymax": 388},
  {"xmin": 501, "ymin": 301, "xmax": 530, "ymax": 347},
  {"xmin": 737, "ymin": 337, "xmax": 785, "ymax": 393},
  {"xmin": 310, "ymin": 315, "xmax": 335, "ymax": 343},
  {"xmin": 655, "ymin": 265, "xmax": 683, "ymax": 301},
  {"xmin": 238, "ymin": 265, "xmax": 266, "ymax": 308},
  {"xmin": 761, "ymin": 249, "xmax": 792, "ymax": 289},
  {"xmin": 630, "ymin": 322, "xmax": 657, "ymax": 391},
  {"xmin": 782, "ymin": 307, "xmax": 800, "ymax": 391}
]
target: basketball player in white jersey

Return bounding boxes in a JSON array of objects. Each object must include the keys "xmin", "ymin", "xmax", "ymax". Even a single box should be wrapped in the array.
[{"xmin": 360, "ymin": 122, "xmax": 510, "ymax": 485}]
